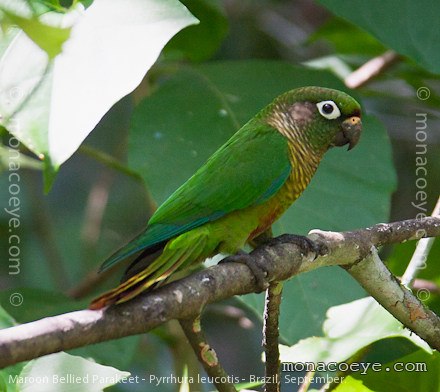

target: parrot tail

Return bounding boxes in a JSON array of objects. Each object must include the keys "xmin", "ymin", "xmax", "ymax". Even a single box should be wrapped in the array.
[{"xmin": 89, "ymin": 234, "xmax": 208, "ymax": 309}]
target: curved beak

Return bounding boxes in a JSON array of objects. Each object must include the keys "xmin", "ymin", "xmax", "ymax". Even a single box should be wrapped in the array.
[{"xmin": 332, "ymin": 116, "xmax": 362, "ymax": 150}]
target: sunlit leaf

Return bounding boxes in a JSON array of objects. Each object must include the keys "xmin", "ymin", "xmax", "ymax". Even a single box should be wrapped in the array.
[
  {"xmin": 0, "ymin": 0, "xmax": 198, "ymax": 190},
  {"xmin": 17, "ymin": 352, "xmax": 129, "ymax": 391},
  {"xmin": 280, "ymin": 297, "xmax": 431, "ymax": 364}
]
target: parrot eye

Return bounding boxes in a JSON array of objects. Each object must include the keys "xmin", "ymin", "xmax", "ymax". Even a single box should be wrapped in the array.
[{"xmin": 316, "ymin": 100, "xmax": 341, "ymax": 120}]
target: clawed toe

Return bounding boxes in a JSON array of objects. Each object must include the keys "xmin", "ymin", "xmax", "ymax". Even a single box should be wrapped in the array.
[
  {"xmin": 221, "ymin": 252, "xmax": 269, "ymax": 292},
  {"xmin": 268, "ymin": 234, "xmax": 323, "ymax": 259}
]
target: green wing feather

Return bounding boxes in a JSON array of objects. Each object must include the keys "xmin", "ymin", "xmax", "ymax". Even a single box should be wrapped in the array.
[{"xmin": 100, "ymin": 120, "xmax": 291, "ymax": 271}]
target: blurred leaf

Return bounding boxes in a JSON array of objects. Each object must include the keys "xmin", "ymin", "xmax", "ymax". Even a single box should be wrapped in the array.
[
  {"xmin": 305, "ymin": 55, "xmax": 353, "ymax": 80},
  {"xmin": 0, "ymin": 0, "xmax": 198, "ymax": 190},
  {"xmin": 164, "ymin": 0, "xmax": 227, "ymax": 62},
  {"xmin": 0, "ymin": 145, "xmax": 42, "ymax": 172},
  {"xmin": 0, "ymin": 0, "xmax": 72, "ymax": 15},
  {"xmin": 352, "ymin": 350, "xmax": 440, "ymax": 392},
  {"xmin": 17, "ymin": 352, "xmax": 129, "ymax": 391},
  {"xmin": 0, "ymin": 304, "xmax": 15, "ymax": 328},
  {"xmin": 279, "ymin": 297, "xmax": 431, "ymax": 364},
  {"xmin": 129, "ymin": 61, "xmax": 396, "ymax": 343},
  {"xmin": 0, "ymin": 288, "xmax": 82, "ymax": 322},
  {"xmin": 0, "ymin": 4, "xmax": 71, "ymax": 58},
  {"xmin": 333, "ymin": 377, "xmax": 375, "ymax": 391},
  {"xmin": 387, "ymin": 237, "xmax": 440, "ymax": 287},
  {"xmin": 311, "ymin": 17, "xmax": 386, "ymax": 56},
  {"xmin": 317, "ymin": 0, "xmax": 440, "ymax": 74}
]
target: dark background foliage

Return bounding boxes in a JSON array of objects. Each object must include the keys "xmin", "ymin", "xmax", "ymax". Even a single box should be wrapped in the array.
[{"xmin": 0, "ymin": 0, "xmax": 439, "ymax": 391}]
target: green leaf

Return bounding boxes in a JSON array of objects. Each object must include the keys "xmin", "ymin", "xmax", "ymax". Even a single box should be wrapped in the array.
[
  {"xmin": 0, "ymin": 304, "xmax": 15, "ymax": 328},
  {"xmin": 0, "ymin": 0, "xmax": 198, "ymax": 190},
  {"xmin": 0, "ymin": 145, "xmax": 42, "ymax": 172},
  {"xmin": 311, "ymin": 17, "xmax": 386, "ymax": 56},
  {"xmin": 129, "ymin": 60, "xmax": 396, "ymax": 343},
  {"xmin": 0, "ymin": 6, "xmax": 71, "ymax": 58},
  {"xmin": 317, "ymin": 0, "xmax": 440, "ymax": 74},
  {"xmin": 352, "ymin": 350, "xmax": 440, "ymax": 392},
  {"xmin": 0, "ymin": 288, "xmax": 81, "ymax": 322},
  {"xmin": 15, "ymin": 352, "xmax": 130, "ymax": 391},
  {"xmin": 333, "ymin": 377, "xmax": 374, "ymax": 392},
  {"xmin": 279, "ymin": 297, "xmax": 431, "ymax": 364},
  {"xmin": 164, "ymin": 0, "xmax": 228, "ymax": 61}
]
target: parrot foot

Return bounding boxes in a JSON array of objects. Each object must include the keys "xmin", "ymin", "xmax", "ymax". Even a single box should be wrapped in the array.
[
  {"xmin": 268, "ymin": 234, "xmax": 324, "ymax": 259},
  {"xmin": 220, "ymin": 251, "xmax": 270, "ymax": 292}
]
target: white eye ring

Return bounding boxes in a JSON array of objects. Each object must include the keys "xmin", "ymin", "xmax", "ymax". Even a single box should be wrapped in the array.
[{"xmin": 316, "ymin": 100, "xmax": 341, "ymax": 120}]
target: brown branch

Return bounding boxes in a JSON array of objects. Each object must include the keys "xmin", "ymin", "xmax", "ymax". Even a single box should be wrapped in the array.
[
  {"xmin": 179, "ymin": 316, "xmax": 237, "ymax": 392},
  {"xmin": 1, "ymin": 217, "xmax": 439, "ymax": 369},
  {"xmin": 344, "ymin": 50, "xmax": 400, "ymax": 89},
  {"xmin": 346, "ymin": 247, "xmax": 440, "ymax": 350},
  {"xmin": 263, "ymin": 282, "xmax": 283, "ymax": 392}
]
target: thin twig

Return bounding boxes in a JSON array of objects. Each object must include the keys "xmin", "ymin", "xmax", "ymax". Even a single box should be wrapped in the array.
[
  {"xmin": 263, "ymin": 282, "xmax": 283, "ymax": 392},
  {"xmin": 411, "ymin": 278, "xmax": 440, "ymax": 295},
  {"xmin": 0, "ymin": 217, "xmax": 439, "ymax": 368},
  {"xmin": 80, "ymin": 171, "xmax": 113, "ymax": 268},
  {"xmin": 298, "ymin": 370, "xmax": 314, "ymax": 392},
  {"xmin": 179, "ymin": 317, "xmax": 237, "ymax": 392},
  {"xmin": 401, "ymin": 196, "xmax": 440, "ymax": 286},
  {"xmin": 166, "ymin": 320, "xmax": 204, "ymax": 392},
  {"xmin": 344, "ymin": 50, "xmax": 400, "ymax": 89}
]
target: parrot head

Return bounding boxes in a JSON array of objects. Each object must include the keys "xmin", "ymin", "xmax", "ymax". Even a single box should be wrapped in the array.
[{"xmin": 265, "ymin": 86, "xmax": 362, "ymax": 152}]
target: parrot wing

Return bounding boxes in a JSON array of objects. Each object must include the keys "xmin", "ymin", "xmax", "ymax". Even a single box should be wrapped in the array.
[{"xmin": 100, "ymin": 121, "xmax": 291, "ymax": 271}]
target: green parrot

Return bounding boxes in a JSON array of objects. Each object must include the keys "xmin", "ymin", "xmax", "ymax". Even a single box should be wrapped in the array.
[{"xmin": 90, "ymin": 86, "xmax": 362, "ymax": 309}]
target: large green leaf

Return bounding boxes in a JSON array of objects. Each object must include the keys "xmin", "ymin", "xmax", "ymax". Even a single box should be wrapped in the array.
[
  {"xmin": 129, "ymin": 61, "xmax": 396, "ymax": 343},
  {"xmin": 318, "ymin": 0, "xmax": 440, "ymax": 74},
  {"xmin": 164, "ymin": 0, "xmax": 228, "ymax": 62},
  {"xmin": 350, "ymin": 350, "xmax": 440, "ymax": 392},
  {"xmin": 311, "ymin": 17, "xmax": 386, "ymax": 56},
  {"xmin": 279, "ymin": 297, "xmax": 431, "ymax": 364},
  {"xmin": 0, "ymin": 0, "xmax": 198, "ymax": 190}
]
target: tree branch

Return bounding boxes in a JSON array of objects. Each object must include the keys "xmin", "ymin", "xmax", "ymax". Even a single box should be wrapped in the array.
[
  {"xmin": 1, "ymin": 217, "xmax": 439, "ymax": 369},
  {"xmin": 401, "ymin": 196, "xmax": 440, "ymax": 286},
  {"xmin": 344, "ymin": 50, "xmax": 400, "ymax": 89},
  {"xmin": 263, "ymin": 282, "xmax": 283, "ymax": 392},
  {"xmin": 179, "ymin": 316, "xmax": 237, "ymax": 392},
  {"xmin": 347, "ymin": 247, "xmax": 440, "ymax": 350}
]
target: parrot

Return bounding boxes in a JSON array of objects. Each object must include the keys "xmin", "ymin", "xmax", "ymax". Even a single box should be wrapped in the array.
[{"xmin": 90, "ymin": 86, "xmax": 362, "ymax": 309}]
